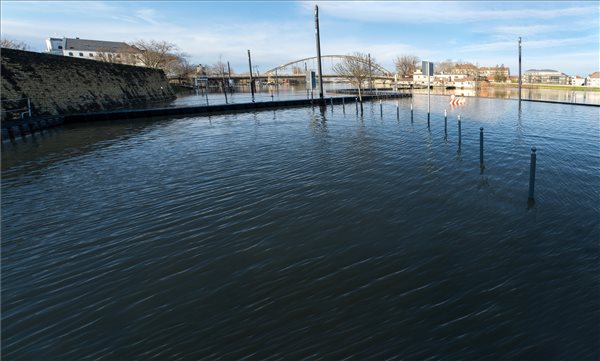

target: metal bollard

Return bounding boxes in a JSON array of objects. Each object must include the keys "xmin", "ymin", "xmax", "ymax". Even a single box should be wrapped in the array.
[
  {"xmin": 444, "ymin": 109, "xmax": 447, "ymax": 135},
  {"xmin": 480, "ymin": 127, "xmax": 484, "ymax": 169},
  {"xmin": 458, "ymin": 115, "xmax": 462, "ymax": 144},
  {"xmin": 528, "ymin": 146, "xmax": 537, "ymax": 200}
]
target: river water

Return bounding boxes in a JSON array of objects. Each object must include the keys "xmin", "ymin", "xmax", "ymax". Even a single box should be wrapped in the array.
[
  {"xmin": 2, "ymin": 95, "xmax": 599, "ymax": 359},
  {"xmin": 171, "ymin": 83, "xmax": 600, "ymax": 106}
]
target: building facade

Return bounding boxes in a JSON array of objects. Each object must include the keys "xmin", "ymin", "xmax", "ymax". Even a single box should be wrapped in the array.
[
  {"xmin": 45, "ymin": 37, "xmax": 142, "ymax": 66},
  {"xmin": 586, "ymin": 72, "xmax": 600, "ymax": 87},
  {"xmin": 524, "ymin": 69, "xmax": 570, "ymax": 85}
]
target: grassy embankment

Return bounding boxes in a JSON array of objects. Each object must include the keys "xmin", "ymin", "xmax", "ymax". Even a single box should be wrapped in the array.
[{"xmin": 489, "ymin": 82, "xmax": 600, "ymax": 92}]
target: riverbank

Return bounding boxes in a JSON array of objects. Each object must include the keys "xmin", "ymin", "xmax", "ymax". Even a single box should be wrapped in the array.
[{"xmin": 487, "ymin": 82, "xmax": 600, "ymax": 92}]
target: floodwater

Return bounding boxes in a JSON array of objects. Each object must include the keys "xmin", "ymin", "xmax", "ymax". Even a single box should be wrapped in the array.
[
  {"xmin": 2, "ymin": 95, "xmax": 599, "ymax": 359},
  {"xmin": 171, "ymin": 83, "xmax": 600, "ymax": 106}
]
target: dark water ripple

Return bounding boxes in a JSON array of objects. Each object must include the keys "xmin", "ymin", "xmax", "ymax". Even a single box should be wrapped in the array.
[{"xmin": 2, "ymin": 97, "xmax": 599, "ymax": 360}]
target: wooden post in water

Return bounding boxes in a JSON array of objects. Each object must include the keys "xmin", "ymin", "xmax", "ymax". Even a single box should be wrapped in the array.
[
  {"xmin": 480, "ymin": 127, "xmax": 484, "ymax": 169},
  {"xmin": 410, "ymin": 102, "xmax": 413, "ymax": 123},
  {"xmin": 396, "ymin": 101, "xmax": 399, "ymax": 119},
  {"xmin": 458, "ymin": 115, "xmax": 462, "ymax": 144},
  {"xmin": 528, "ymin": 146, "xmax": 537, "ymax": 201},
  {"xmin": 444, "ymin": 109, "xmax": 447, "ymax": 135},
  {"xmin": 380, "ymin": 100, "xmax": 383, "ymax": 118}
]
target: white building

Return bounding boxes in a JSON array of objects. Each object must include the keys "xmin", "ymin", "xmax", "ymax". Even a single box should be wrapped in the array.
[
  {"xmin": 524, "ymin": 69, "xmax": 570, "ymax": 85},
  {"xmin": 586, "ymin": 72, "xmax": 600, "ymax": 87},
  {"xmin": 45, "ymin": 37, "xmax": 142, "ymax": 65},
  {"xmin": 571, "ymin": 76, "xmax": 586, "ymax": 86}
]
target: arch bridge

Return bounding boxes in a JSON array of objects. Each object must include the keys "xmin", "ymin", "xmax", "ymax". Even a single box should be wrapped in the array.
[{"xmin": 264, "ymin": 55, "xmax": 395, "ymax": 79}]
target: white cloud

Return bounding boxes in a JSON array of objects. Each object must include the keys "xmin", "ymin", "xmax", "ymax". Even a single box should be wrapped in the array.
[
  {"xmin": 301, "ymin": 1, "xmax": 598, "ymax": 24},
  {"xmin": 457, "ymin": 34, "xmax": 599, "ymax": 53}
]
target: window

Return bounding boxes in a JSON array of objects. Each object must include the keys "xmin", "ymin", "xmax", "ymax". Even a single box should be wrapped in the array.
[
  {"xmin": 68, "ymin": 52, "xmax": 73, "ymax": 56},
  {"xmin": 89, "ymin": 53, "xmax": 94, "ymax": 57},
  {"xmin": 79, "ymin": 52, "xmax": 84, "ymax": 57}
]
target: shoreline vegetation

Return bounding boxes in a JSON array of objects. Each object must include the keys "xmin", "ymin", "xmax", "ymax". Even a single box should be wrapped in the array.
[{"xmin": 485, "ymin": 82, "xmax": 600, "ymax": 92}]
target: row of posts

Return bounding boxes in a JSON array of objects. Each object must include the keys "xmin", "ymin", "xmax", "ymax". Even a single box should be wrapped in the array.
[{"xmin": 326, "ymin": 97, "xmax": 538, "ymax": 202}]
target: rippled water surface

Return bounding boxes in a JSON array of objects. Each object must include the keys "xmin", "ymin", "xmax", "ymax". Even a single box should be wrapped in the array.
[{"xmin": 2, "ymin": 96, "xmax": 599, "ymax": 360}]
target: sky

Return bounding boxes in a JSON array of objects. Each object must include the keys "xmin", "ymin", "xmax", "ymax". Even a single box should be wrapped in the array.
[{"xmin": 1, "ymin": 1, "xmax": 599, "ymax": 76}]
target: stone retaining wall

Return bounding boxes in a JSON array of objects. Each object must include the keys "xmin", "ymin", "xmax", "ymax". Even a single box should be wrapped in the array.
[{"xmin": 1, "ymin": 48, "xmax": 175, "ymax": 119}]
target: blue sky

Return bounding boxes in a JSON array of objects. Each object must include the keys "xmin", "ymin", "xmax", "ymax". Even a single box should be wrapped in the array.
[{"xmin": 1, "ymin": 1, "xmax": 598, "ymax": 76}]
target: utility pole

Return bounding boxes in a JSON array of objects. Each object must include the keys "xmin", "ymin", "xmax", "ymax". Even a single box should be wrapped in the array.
[
  {"xmin": 518, "ymin": 37, "xmax": 522, "ymax": 107},
  {"xmin": 314, "ymin": 5, "xmax": 325, "ymax": 104},
  {"xmin": 227, "ymin": 61, "xmax": 232, "ymax": 93},
  {"xmin": 247, "ymin": 49, "xmax": 255, "ymax": 102},
  {"xmin": 368, "ymin": 53, "xmax": 373, "ymax": 90}
]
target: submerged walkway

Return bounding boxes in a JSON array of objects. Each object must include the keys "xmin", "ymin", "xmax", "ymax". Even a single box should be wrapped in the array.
[{"xmin": 1, "ymin": 94, "xmax": 411, "ymax": 140}]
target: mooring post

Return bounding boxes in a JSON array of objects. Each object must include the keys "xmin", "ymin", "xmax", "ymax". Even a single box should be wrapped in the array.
[
  {"xmin": 342, "ymin": 97, "xmax": 345, "ymax": 113},
  {"xmin": 528, "ymin": 146, "xmax": 537, "ymax": 201},
  {"xmin": 331, "ymin": 96, "xmax": 334, "ymax": 111},
  {"xmin": 458, "ymin": 115, "xmax": 462, "ymax": 144},
  {"xmin": 480, "ymin": 127, "xmax": 484, "ymax": 169},
  {"xmin": 444, "ymin": 109, "xmax": 448, "ymax": 135},
  {"xmin": 396, "ymin": 101, "xmax": 399, "ymax": 119},
  {"xmin": 27, "ymin": 98, "xmax": 32, "ymax": 117},
  {"xmin": 410, "ymin": 102, "xmax": 413, "ymax": 123},
  {"xmin": 356, "ymin": 97, "xmax": 358, "ymax": 114},
  {"xmin": 380, "ymin": 100, "xmax": 383, "ymax": 118}
]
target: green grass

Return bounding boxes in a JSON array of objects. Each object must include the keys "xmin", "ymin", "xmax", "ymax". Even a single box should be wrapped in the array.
[{"xmin": 489, "ymin": 83, "xmax": 600, "ymax": 92}]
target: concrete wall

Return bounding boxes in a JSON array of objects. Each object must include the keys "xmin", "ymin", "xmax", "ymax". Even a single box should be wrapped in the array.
[{"xmin": 1, "ymin": 48, "xmax": 175, "ymax": 118}]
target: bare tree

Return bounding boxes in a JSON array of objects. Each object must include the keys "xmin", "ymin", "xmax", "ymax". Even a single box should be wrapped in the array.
[
  {"xmin": 394, "ymin": 55, "xmax": 420, "ymax": 77},
  {"xmin": 129, "ymin": 40, "xmax": 182, "ymax": 74},
  {"xmin": 435, "ymin": 59, "xmax": 456, "ymax": 74},
  {"xmin": 1, "ymin": 38, "xmax": 31, "ymax": 50},
  {"xmin": 170, "ymin": 56, "xmax": 196, "ymax": 85},
  {"xmin": 332, "ymin": 52, "xmax": 381, "ymax": 114}
]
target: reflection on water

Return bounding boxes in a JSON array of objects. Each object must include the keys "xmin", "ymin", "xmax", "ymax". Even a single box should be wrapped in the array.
[
  {"xmin": 173, "ymin": 83, "xmax": 599, "ymax": 107},
  {"xmin": 2, "ymin": 97, "xmax": 599, "ymax": 360}
]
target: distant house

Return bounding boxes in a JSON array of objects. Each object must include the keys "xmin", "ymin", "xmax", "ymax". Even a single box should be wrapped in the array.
[
  {"xmin": 451, "ymin": 76, "xmax": 477, "ymax": 89},
  {"xmin": 571, "ymin": 76, "xmax": 586, "ymax": 86},
  {"xmin": 479, "ymin": 66, "xmax": 510, "ymax": 81},
  {"xmin": 586, "ymin": 72, "xmax": 600, "ymax": 87},
  {"xmin": 45, "ymin": 37, "xmax": 142, "ymax": 66},
  {"xmin": 524, "ymin": 69, "xmax": 570, "ymax": 85}
]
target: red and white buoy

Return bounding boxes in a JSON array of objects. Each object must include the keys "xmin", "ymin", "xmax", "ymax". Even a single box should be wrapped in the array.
[{"xmin": 450, "ymin": 94, "xmax": 466, "ymax": 106}]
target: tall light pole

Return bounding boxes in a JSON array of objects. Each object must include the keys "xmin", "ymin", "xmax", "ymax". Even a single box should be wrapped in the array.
[
  {"xmin": 368, "ymin": 53, "xmax": 373, "ymax": 90},
  {"xmin": 314, "ymin": 5, "xmax": 325, "ymax": 104},
  {"xmin": 247, "ymin": 49, "xmax": 255, "ymax": 102},
  {"xmin": 518, "ymin": 37, "xmax": 522, "ymax": 107}
]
